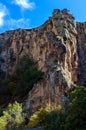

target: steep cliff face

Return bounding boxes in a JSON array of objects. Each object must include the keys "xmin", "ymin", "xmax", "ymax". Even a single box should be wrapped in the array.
[
  {"xmin": 76, "ymin": 22, "xmax": 86, "ymax": 85},
  {"xmin": 0, "ymin": 9, "xmax": 86, "ymax": 110}
]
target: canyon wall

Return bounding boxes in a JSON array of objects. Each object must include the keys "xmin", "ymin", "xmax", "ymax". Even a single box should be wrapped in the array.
[{"xmin": 0, "ymin": 9, "xmax": 86, "ymax": 111}]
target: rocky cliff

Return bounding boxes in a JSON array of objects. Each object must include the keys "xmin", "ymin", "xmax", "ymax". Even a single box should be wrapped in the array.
[{"xmin": 0, "ymin": 9, "xmax": 86, "ymax": 111}]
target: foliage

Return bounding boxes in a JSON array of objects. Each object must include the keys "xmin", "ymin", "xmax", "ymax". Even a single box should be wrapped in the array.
[
  {"xmin": 26, "ymin": 86, "xmax": 86, "ymax": 130},
  {"xmin": 64, "ymin": 86, "xmax": 86, "ymax": 130},
  {"xmin": 19, "ymin": 67, "xmax": 43, "ymax": 93},
  {"xmin": 3, "ymin": 81, "xmax": 16, "ymax": 96},
  {"xmin": 0, "ymin": 107, "xmax": 3, "ymax": 117},
  {"xmin": 26, "ymin": 107, "xmax": 47, "ymax": 128},
  {"xmin": 0, "ymin": 116, "xmax": 7, "ymax": 130},
  {"xmin": 26, "ymin": 105, "xmax": 62, "ymax": 129},
  {"xmin": 16, "ymin": 55, "xmax": 34, "ymax": 75},
  {"xmin": 43, "ymin": 111, "xmax": 60, "ymax": 130},
  {"xmin": 15, "ymin": 56, "xmax": 44, "ymax": 95},
  {"xmin": 0, "ymin": 101, "xmax": 24, "ymax": 130},
  {"xmin": 0, "ymin": 55, "xmax": 44, "ymax": 99}
]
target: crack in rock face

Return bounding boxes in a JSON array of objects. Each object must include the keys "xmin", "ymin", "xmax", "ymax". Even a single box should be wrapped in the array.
[{"xmin": 0, "ymin": 9, "xmax": 86, "ymax": 110}]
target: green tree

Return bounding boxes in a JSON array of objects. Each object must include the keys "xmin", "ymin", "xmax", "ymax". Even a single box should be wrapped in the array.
[
  {"xmin": 64, "ymin": 86, "xmax": 86, "ymax": 130},
  {"xmin": 15, "ymin": 56, "xmax": 44, "ymax": 95},
  {"xmin": 0, "ymin": 55, "xmax": 44, "ymax": 101},
  {"xmin": 26, "ymin": 86, "xmax": 86, "ymax": 130},
  {"xmin": 0, "ymin": 101, "xmax": 24, "ymax": 130}
]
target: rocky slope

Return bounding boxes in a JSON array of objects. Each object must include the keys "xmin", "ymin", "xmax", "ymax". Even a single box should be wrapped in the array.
[{"xmin": 0, "ymin": 9, "xmax": 86, "ymax": 111}]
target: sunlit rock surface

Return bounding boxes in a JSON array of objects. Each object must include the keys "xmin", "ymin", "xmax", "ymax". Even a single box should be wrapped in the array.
[{"xmin": 0, "ymin": 9, "xmax": 86, "ymax": 110}]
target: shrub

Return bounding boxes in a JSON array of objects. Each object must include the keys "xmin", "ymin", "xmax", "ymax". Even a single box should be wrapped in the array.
[
  {"xmin": 0, "ymin": 55, "xmax": 44, "ymax": 100},
  {"xmin": 26, "ymin": 86, "xmax": 86, "ymax": 130},
  {"xmin": 0, "ymin": 116, "xmax": 7, "ymax": 130},
  {"xmin": 0, "ymin": 107, "xmax": 3, "ymax": 117},
  {"xmin": 20, "ymin": 67, "xmax": 44, "ymax": 92},
  {"xmin": 16, "ymin": 55, "xmax": 34, "ymax": 75},
  {"xmin": 26, "ymin": 107, "xmax": 47, "ymax": 128},
  {"xmin": 64, "ymin": 86, "xmax": 86, "ymax": 130},
  {"xmin": 0, "ymin": 101, "xmax": 24, "ymax": 130},
  {"xmin": 15, "ymin": 56, "xmax": 44, "ymax": 96},
  {"xmin": 26, "ymin": 105, "xmax": 62, "ymax": 130}
]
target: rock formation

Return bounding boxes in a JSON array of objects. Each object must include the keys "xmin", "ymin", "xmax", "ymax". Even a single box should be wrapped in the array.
[{"xmin": 0, "ymin": 9, "xmax": 86, "ymax": 111}]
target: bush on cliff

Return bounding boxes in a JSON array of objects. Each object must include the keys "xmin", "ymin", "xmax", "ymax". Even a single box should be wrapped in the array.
[
  {"xmin": 0, "ymin": 55, "xmax": 44, "ymax": 98},
  {"xmin": 15, "ymin": 56, "xmax": 44, "ymax": 96}
]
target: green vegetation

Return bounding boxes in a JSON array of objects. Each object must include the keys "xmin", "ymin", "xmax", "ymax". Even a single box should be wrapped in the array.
[
  {"xmin": 0, "ymin": 85, "xmax": 86, "ymax": 130},
  {"xmin": 15, "ymin": 56, "xmax": 44, "ymax": 96},
  {"xmin": 26, "ymin": 104, "xmax": 64, "ymax": 130},
  {"xmin": 0, "ymin": 101, "xmax": 24, "ymax": 130},
  {"xmin": 0, "ymin": 55, "xmax": 86, "ymax": 130},
  {"xmin": 64, "ymin": 86, "xmax": 86, "ymax": 130},
  {"xmin": 0, "ymin": 107, "xmax": 3, "ymax": 117},
  {"xmin": 26, "ymin": 107, "xmax": 47, "ymax": 128},
  {"xmin": 0, "ymin": 55, "xmax": 44, "ymax": 129},
  {"xmin": 26, "ymin": 86, "xmax": 86, "ymax": 130},
  {"xmin": 0, "ymin": 55, "xmax": 44, "ymax": 101}
]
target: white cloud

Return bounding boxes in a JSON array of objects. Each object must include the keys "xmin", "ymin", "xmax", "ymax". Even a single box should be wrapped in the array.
[
  {"xmin": 0, "ymin": 2, "xmax": 32, "ymax": 32},
  {"xmin": 0, "ymin": 12, "xmax": 4, "ymax": 26},
  {"xmin": 6, "ymin": 18, "xmax": 30, "ymax": 29},
  {"xmin": 13, "ymin": 0, "xmax": 35, "ymax": 9},
  {"xmin": 0, "ymin": 3, "xmax": 8, "ymax": 27}
]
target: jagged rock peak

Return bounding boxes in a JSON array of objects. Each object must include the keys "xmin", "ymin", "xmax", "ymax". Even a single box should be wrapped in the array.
[
  {"xmin": 0, "ymin": 9, "xmax": 86, "ymax": 111},
  {"xmin": 52, "ymin": 9, "xmax": 75, "ymax": 18}
]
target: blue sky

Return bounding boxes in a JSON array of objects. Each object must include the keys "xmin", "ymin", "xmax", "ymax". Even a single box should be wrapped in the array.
[{"xmin": 0, "ymin": 0, "xmax": 86, "ymax": 33}]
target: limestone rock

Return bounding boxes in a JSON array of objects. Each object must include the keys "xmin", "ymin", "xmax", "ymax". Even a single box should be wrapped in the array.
[{"xmin": 0, "ymin": 9, "xmax": 86, "ymax": 110}]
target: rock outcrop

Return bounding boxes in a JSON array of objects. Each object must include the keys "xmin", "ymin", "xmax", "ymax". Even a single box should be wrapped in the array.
[{"xmin": 0, "ymin": 9, "xmax": 86, "ymax": 111}]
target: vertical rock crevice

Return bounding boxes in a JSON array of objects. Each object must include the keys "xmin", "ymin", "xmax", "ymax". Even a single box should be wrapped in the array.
[{"xmin": 0, "ymin": 9, "xmax": 86, "ymax": 110}]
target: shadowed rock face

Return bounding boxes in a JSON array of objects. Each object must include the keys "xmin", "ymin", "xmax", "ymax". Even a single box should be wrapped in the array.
[
  {"xmin": 0, "ymin": 9, "xmax": 86, "ymax": 110},
  {"xmin": 76, "ymin": 23, "xmax": 86, "ymax": 85}
]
